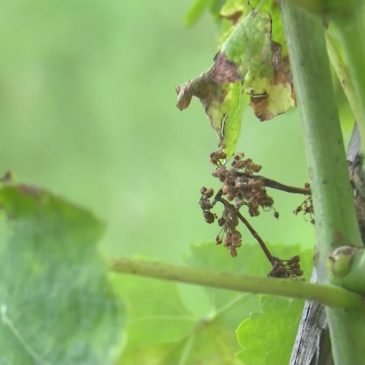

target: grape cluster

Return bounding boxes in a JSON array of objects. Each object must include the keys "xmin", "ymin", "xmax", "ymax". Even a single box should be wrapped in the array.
[
  {"xmin": 199, "ymin": 186, "xmax": 242, "ymax": 257},
  {"xmin": 199, "ymin": 149, "xmax": 304, "ymax": 278},
  {"xmin": 199, "ymin": 150, "xmax": 277, "ymax": 257},
  {"xmin": 210, "ymin": 151, "xmax": 275, "ymax": 217},
  {"xmin": 269, "ymin": 256, "xmax": 303, "ymax": 278},
  {"xmin": 293, "ymin": 187, "xmax": 314, "ymax": 224}
]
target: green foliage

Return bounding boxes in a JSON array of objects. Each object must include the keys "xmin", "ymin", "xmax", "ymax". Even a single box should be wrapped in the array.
[
  {"xmin": 7, "ymin": 0, "xmax": 365, "ymax": 364},
  {"xmin": 177, "ymin": 2, "xmax": 295, "ymax": 158},
  {"xmin": 220, "ymin": 84, "xmax": 248, "ymax": 158},
  {"xmin": 185, "ymin": 0, "xmax": 224, "ymax": 26},
  {"xmin": 0, "ymin": 183, "xmax": 124, "ymax": 365},
  {"xmin": 185, "ymin": 0, "xmax": 214, "ymax": 26},
  {"xmin": 220, "ymin": 0, "xmax": 285, "ymax": 43},
  {"xmin": 222, "ymin": 11, "xmax": 272, "ymax": 73},
  {"xmin": 114, "ymin": 242, "xmax": 312, "ymax": 364},
  {"xmin": 236, "ymin": 296, "xmax": 303, "ymax": 365}
]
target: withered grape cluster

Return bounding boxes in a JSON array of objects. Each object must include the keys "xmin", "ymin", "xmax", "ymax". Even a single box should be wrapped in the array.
[
  {"xmin": 199, "ymin": 150, "xmax": 278, "ymax": 257},
  {"xmin": 294, "ymin": 187, "xmax": 314, "ymax": 224},
  {"xmin": 199, "ymin": 149, "xmax": 305, "ymax": 278},
  {"xmin": 269, "ymin": 256, "xmax": 303, "ymax": 278},
  {"xmin": 200, "ymin": 185, "xmax": 242, "ymax": 257},
  {"xmin": 211, "ymin": 151, "xmax": 275, "ymax": 217}
]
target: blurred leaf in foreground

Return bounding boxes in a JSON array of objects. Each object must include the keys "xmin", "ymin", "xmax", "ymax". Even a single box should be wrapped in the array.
[
  {"xmin": 114, "ymin": 242, "xmax": 311, "ymax": 364},
  {"xmin": 0, "ymin": 183, "xmax": 124, "ymax": 365},
  {"xmin": 185, "ymin": 0, "xmax": 213, "ymax": 26},
  {"xmin": 236, "ymin": 296, "xmax": 303, "ymax": 365},
  {"xmin": 185, "ymin": 0, "xmax": 223, "ymax": 26}
]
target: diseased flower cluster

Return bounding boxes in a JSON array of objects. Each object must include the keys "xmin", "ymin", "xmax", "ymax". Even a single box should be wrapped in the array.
[
  {"xmin": 199, "ymin": 149, "xmax": 305, "ymax": 278},
  {"xmin": 216, "ymin": 203, "xmax": 242, "ymax": 257},
  {"xmin": 294, "ymin": 186, "xmax": 314, "ymax": 224},
  {"xmin": 199, "ymin": 186, "xmax": 242, "ymax": 257},
  {"xmin": 199, "ymin": 150, "xmax": 278, "ymax": 258},
  {"xmin": 210, "ymin": 150, "xmax": 275, "ymax": 217},
  {"xmin": 269, "ymin": 256, "xmax": 303, "ymax": 278}
]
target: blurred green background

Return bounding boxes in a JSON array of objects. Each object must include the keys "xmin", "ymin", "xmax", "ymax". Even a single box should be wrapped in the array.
[{"xmin": 0, "ymin": 0, "xmax": 315, "ymax": 263}]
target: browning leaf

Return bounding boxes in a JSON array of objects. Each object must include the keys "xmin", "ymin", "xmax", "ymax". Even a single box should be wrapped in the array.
[
  {"xmin": 250, "ymin": 42, "xmax": 296, "ymax": 121},
  {"xmin": 176, "ymin": 53, "xmax": 241, "ymax": 146},
  {"xmin": 177, "ymin": 10, "xmax": 295, "ymax": 157}
]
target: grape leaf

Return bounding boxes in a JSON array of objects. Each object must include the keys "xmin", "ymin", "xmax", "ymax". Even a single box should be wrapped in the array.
[
  {"xmin": 114, "ymin": 242, "xmax": 312, "ymax": 364},
  {"xmin": 220, "ymin": 0, "xmax": 285, "ymax": 44},
  {"xmin": 112, "ymin": 276, "xmax": 201, "ymax": 365},
  {"xmin": 185, "ymin": 0, "xmax": 213, "ymax": 26},
  {"xmin": 177, "ymin": 9, "xmax": 295, "ymax": 158},
  {"xmin": 113, "ymin": 277, "xmax": 196, "ymax": 352},
  {"xmin": 220, "ymin": 0, "xmax": 245, "ymax": 21},
  {"xmin": 113, "ymin": 244, "xmax": 259, "ymax": 365},
  {"xmin": 185, "ymin": 0, "xmax": 225, "ymax": 26},
  {"xmin": 236, "ymin": 296, "xmax": 304, "ymax": 365},
  {"xmin": 0, "ymin": 183, "xmax": 124, "ymax": 365}
]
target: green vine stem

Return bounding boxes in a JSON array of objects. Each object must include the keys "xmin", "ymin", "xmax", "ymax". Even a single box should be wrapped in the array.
[
  {"xmin": 280, "ymin": 2, "xmax": 365, "ymax": 364},
  {"xmin": 110, "ymin": 257, "xmax": 363, "ymax": 309},
  {"xmin": 293, "ymin": 0, "xmax": 365, "ymax": 175},
  {"xmin": 325, "ymin": 33, "xmax": 361, "ymax": 124},
  {"xmin": 330, "ymin": 5, "xmax": 365, "ymax": 166}
]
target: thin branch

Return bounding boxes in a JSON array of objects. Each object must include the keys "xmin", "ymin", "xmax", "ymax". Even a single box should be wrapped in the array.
[
  {"xmin": 237, "ymin": 172, "xmax": 311, "ymax": 195},
  {"xmin": 236, "ymin": 210, "xmax": 276, "ymax": 263},
  {"xmin": 109, "ymin": 257, "xmax": 364, "ymax": 309},
  {"xmin": 256, "ymin": 176, "xmax": 310, "ymax": 195},
  {"xmin": 215, "ymin": 190, "xmax": 276, "ymax": 264}
]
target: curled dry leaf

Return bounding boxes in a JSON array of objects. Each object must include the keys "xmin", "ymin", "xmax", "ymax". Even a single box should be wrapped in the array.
[{"xmin": 176, "ymin": 53, "xmax": 241, "ymax": 149}]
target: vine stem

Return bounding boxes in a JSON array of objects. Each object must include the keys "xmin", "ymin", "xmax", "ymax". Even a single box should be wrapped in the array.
[
  {"xmin": 280, "ymin": 2, "xmax": 365, "ymax": 364},
  {"xmin": 325, "ymin": 33, "xmax": 361, "ymax": 126},
  {"xmin": 293, "ymin": 0, "xmax": 365, "ymax": 176},
  {"xmin": 331, "ymin": 4, "xmax": 365, "ymax": 167},
  {"xmin": 110, "ymin": 257, "xmax": 363, "ymax": 309},
  {"xmin": 236, "ymin": 209, "xmax": 275, "ymax": 264},
  {"xmin": 239, "ymin": 173, "xmax": 310, "ymax": 195}
]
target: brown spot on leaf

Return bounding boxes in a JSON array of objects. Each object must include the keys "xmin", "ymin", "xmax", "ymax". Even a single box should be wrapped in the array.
[
  {"xmin": 220, "ymin": 11, "xmax": 243, "ymax": 24},
  {"xmin": 176, "ymin": 53, "xmax": 241, "ymax": 111},
  {"xmin": 249, "ymin": 94, "xmax": 268, "ymax": 121},
  {"xmin": 212, "ymin": 53, "xmax": 242, "ymax": 83},
  {"xmin": 19, "ymin": 184, "xmax": 42, "ymax": 198},
  {"xmin": 250, "ymin": 42, "xmax": 296, "ymax": 121},
  {"xmin": 176, "ymin": 53, "xmax": 241, "ymax": 142}
]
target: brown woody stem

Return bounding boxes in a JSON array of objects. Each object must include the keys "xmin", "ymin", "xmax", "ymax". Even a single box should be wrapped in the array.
[{"xmin": 237, "ymin": 172, "xmax": 311, "ymax": 195}]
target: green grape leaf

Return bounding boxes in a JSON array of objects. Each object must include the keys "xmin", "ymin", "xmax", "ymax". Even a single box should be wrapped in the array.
[
  {"xmin": 185, "ymin": 0, "xmax": 213, "ymax": 26},
  {"xmin": 185, "ymin": 242, "xmax": 269, "ymax": 310},
  {"xmin": 236, "ymin": 296, "xmax": 304, "ymax": 365},
  {"xmin": 113, "ymin": 244, "xmax": 259, "ymax": 365},
  {"xmin": 112, "ymin": 276, "xmax": 196, "ymax": 353},
  {"xmin": 115, "ymin": 242, "xmax": 312, "ymax": 364},
  {"xmin": 221, "ymin": 83, "xmax": 249, "ymax": 158},
  {"xmin": 185, "ymin": 0, "xmax": 226, "ymax": 26},
  {"xmin": 0, "ymin": 183, "xmax": 124, "ymax": 365},
  {"xmin": 220, "ymin": 0, "xmax": 285, "ymax": 45},
  {"xmin": 177, "ymin": 9, "xmax": 295, "ymax": 158},
  {"xmin": 220, "ymin": 0, "xmax": 245, "ymax": 20},
  {"xmin": 176, "ymin": 53, "xmax": 246, "ymax": 159}
]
